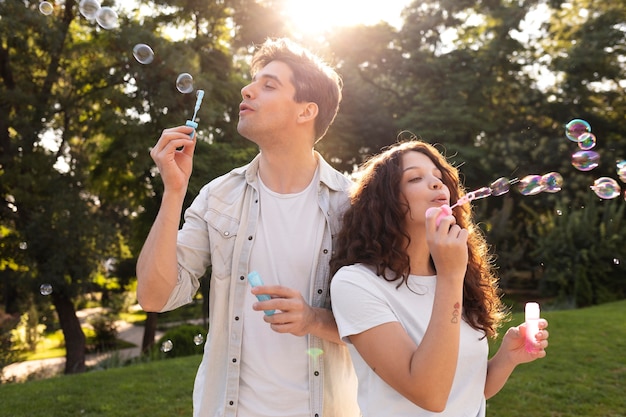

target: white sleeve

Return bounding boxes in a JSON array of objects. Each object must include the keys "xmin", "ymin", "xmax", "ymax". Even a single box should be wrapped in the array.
[{"xmin": 330, "ymin": 265, "xmax": 399, "ymax": 343}]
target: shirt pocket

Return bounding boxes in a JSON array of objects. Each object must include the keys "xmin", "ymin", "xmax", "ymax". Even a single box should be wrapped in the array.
[{"xmin": 205, "ymin": 209, "xmax": 239, "ymax": 281}]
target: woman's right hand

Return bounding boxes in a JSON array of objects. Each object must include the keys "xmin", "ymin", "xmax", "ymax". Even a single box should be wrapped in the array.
[
  {"xmin": 150, "ymin": 125, "xmax": 197, "ymax": 193},
  {"xmin": 424, "ymin": 206, "xmax": 469, "ymax": 283}
]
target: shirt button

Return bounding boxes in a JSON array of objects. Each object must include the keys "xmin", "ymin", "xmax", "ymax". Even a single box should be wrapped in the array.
[
  {"xmin": 248, "ymin": 236, "xmax": 253, "ymax": 240},
  {"xmin": 317, "ymin": 289, "xmax": 323, "ymax": 294},
  {"xmin": 235, "ymin": 316, "xmax": 240, "ymax": 321},
  {"xmin": 240, "ymin": 276, "xmax": 245, "ymax": 280},
  {"xmin": 322, "ymin": 249, "xmax": 328, "ymax": 254},
  {"xmin": 224, "ymin": 231, "xmax": 230, "ymax": 236},
  {"xmin": 232, "ymin": 358, "xmax": 237, "ymax": 363},
  {"xmin": 229, "ymin": 401, "xmax": 234, "ymax": 406},
  {"xmin": 314, "ymin": 371, "xmax": 319, "ymax": 376}
]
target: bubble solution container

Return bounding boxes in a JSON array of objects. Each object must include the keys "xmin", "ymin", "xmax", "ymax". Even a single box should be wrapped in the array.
[{"xmin": 524, "ymin": 302, "xmax": 541, "ymax": 353}]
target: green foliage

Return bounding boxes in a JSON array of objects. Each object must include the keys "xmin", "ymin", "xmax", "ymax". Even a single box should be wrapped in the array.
[
  {"xmin": 87, "ymin": 313, "xmax": 119, "ymax": 352},
  {"xmin": 0, "ymin": 308, "xmax": 20, "ymax": 375},
  {"xmin": 530, "ymin": 197, "xmax": 626, "ymax": 307}
]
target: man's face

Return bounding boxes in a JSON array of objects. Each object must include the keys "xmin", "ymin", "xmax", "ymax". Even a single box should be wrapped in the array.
[{"xmin": 237, "ymin": 60, "xmax": 303, "ymax": 144}]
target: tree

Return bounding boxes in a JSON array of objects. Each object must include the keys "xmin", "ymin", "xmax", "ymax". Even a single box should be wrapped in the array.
[{"xmin": 0, "ymin": 0, "xmax": 252, "ymax": 373}]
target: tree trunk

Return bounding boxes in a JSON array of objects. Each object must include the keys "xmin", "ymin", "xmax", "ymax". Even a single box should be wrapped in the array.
[
  {"xmin": 52, "ymin": 292, "xmax": 86, "ymax": 374},
  {"xmin": 141, "ymin": 312, "xmax": 158, "ymax": 354}
]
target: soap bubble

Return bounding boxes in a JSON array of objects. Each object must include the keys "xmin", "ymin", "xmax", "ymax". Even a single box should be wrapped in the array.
[
  {"xmin": 40, "ymin": 283, "xmax": 53, "ymax": 296},
  {"xmin": 307, "ymin": 348, "xmax": 324, "ymax": 358},
  {"xmin": 132, "ymin": 44, "xmax": 154, "ymax": 64},
  {"xmin": 193, "ymin": 333, "xmax": 204, "ymax": 345},
  {"xmin": 565, "ymin": 119, "xmax": 591, "ymax": 142},
  {"xmin": 160, "ymin": 339, "xmax": 173, "ymax": 352},
  {"xmin": 518, "ymin": 175, "xmax": 544, "ymax": 196},
  {"xmin": 176, "ymin": 73, "xmax": 194, "ymax": 94},
  {"xmin": 540, "ymin": 172, "xmax": 563, "ymax": 193},
  {"xmin": 78, "ymin": 0, "xmax": 100, "ymax": 20},
  {"xmin": 95, "ymin": 6, "xmax": 118, "ymax": 29},
  {"xmin": 577, "ymin": 132, "xmax": 596, "ymax": 150},
  {"xmin": 590, "ymin": 177, "xmax": 621, "ymax": 199},
  {"xmin": 39, "ymin": 1, "xmax": 53, "ymax": 15},
  {"xmin": 616, "ymin": 160, "xmax": 626, "ymax": 183},
  {"xmin": 489, "ymin": 177, "xmax": 511, "ymax": 196},
  {"xmin": 571, "ymin": 150, "xmax": 600, "ymax": 171}
]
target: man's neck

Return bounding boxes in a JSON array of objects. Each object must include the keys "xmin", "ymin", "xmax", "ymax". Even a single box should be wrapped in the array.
[{"xmin": 258, "ymin": 147, "xmax": 318, "ymax": 194}]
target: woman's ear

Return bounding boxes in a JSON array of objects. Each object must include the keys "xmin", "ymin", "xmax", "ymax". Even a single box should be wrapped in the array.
[{"xmin": 297, "ymin": 102, "xmax": 319, "ymax": 124}]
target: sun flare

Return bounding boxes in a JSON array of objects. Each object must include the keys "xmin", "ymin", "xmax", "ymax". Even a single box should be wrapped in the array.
[{"xmin": 281, "ymin": 0, "xmax": 409, "ymax": 36}]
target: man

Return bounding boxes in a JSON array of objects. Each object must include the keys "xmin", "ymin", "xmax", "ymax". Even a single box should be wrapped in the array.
[{"xmin": 136, "ymin": 38, "xmax": 360, "ymax": 417}]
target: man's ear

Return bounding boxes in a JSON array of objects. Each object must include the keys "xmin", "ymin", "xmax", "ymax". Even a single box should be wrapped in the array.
[{"xmin": 297, "ymin": 102, "xmax": 319, "ymax": 124}]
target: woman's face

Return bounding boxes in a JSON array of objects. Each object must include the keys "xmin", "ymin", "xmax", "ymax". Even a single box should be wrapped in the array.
[{"xmin": 399, "ymin": 151, "xmax": 450, "ymax": 226}]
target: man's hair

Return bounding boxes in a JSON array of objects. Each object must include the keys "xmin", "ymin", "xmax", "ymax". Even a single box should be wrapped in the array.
[{"xmin": 250, "ymin": 38, "xmax": 343, "ymax": 142}]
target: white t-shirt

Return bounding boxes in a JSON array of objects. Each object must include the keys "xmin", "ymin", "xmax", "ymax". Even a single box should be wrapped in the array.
[
  {"xmin": 331, "ymin": 263, "xmax": 488, "ymax": 417},
  {"xmin": 238, "ymin": 169, "xmax": 325, "ymax": 417}
]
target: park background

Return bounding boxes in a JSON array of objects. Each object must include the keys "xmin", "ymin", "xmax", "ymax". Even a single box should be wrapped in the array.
[{"xmin": 1, "ymin": 0, "xmax": 625, "ymax": 415}]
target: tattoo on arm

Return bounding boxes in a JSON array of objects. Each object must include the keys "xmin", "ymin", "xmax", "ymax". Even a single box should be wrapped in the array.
[{"xmin": 451, "ymin": 302, "xmax": 460, "ymax": 323}]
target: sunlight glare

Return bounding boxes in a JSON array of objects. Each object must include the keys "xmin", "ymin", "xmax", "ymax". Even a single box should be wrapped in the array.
[{"xmin": 282, "ymin": 0, "xmax": 409, "ymax": 36}]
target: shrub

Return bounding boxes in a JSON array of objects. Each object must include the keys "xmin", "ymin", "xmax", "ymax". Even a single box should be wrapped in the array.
[
  {"xmin": 531, "ymin": 196, "xmax": 626, "ymax": 307},
  {"xmin": 152, "ymin": 324, "xmax": 206, "ymax": 359}
]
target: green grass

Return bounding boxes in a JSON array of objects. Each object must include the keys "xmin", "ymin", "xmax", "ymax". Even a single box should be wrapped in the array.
[
  {"xmin": 0, "ymin": 356, "xmax": 201, "ymax": 417},
  {"xmin": 487, "ymin": 300, "xmax": 626, "ymax": 416},
  {"xmin": 1, "ymin": 300, "xmax": 625, "ymax": 416}
]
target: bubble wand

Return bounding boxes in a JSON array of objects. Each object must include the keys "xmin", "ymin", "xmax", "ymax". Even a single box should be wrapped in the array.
[{"xmin": 185, "ymin": 89, "xmax": 205, "ymax": 138}]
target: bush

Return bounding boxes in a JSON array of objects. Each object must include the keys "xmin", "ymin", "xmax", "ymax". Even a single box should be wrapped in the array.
[
  {"xmin": 87, "ymin": 313, "xmax": 119, "ymax": 352},
  {"xmin": 531, "ymin": 196, "xmax": 626, "ymax": 307},
  {"xmin": 152, "ymin": 324, "xmax": 206, "ymax": 359}
]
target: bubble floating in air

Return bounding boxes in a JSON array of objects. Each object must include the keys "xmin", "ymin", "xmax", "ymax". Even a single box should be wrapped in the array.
[
  {"xmin": 95, "ymin": 6, "xmax": 118, "ymax": 30},
  {"xmin": 518, "ymin": 175, "xmax": 544, "ymax": 196},
  {"xmin": 40, "ymin": 283, "xmax": 53, "ymax": 296},
  {"xmin": 540, "ymin": 172, "xmax": 563, "ymax": 193},
  {"xmin": 176, "ymin": 73, "xmax": 194, "ymax": 94},
  {"xmin": 307, "ymin": 348, "xmax": 324, "ymax": 358},
  {"xmin": 39, "ymin": 1, "xmax": 53, "ymax": 15},
  {"xmin": 193, "ymin": 333, "xmax": 204, "ymax": 345},
  {"xmin": 489, "ymin": 177, "xmax": 511, "ymax": 196},
  {"xmin": 571, "ymin": 150, "xmax": 600, "ymax": 172},
  {"xmin": 590, "ymin": 177, "xmax": 621, "ymax": 199},
  {"xmin": 161, "ymin": 339, "xmax": 173, "ymax": 353},
  {"xmin": 616, "ymin": 160, "xmax": 626, "ymax": 183},
  {"xmin": 78, "ymin": 0, "xmax": 100, "ymax": 20},
  {"xmin": 577, "ymin": 132, "xmax": 596, "ymax": 150},
  {"xmin": 565, "ymin": 119, "xmax": 591, "ymax": 142},
  {"xmin": 133, "ymin": 44, "xmax": 154, "ymax": 64}
]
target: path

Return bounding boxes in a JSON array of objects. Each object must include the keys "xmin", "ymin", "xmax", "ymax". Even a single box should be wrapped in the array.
[{"xmin": 2, "ymin": 310, "xmax": 164, "ymax": 383}]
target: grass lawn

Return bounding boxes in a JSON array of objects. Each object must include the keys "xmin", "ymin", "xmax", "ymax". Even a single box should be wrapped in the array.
[
  {"xmin": 487, "ymin": 299, "xmax": 626, "ymax": 416},
  {"xmin": 1, "ymin": 300, "xmax": 625, "ymax": 416}
]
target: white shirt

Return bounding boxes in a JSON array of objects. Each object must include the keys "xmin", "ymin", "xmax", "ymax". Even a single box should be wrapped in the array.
[
  {"xmin": 160, "ymin": 153, "xmax": 360, "ymax": 417},
  {"xmin": 237, "ymin": 169, "xmax": 325, "ymax": 417},
  {"xmin": 331, "ymin": 263, "xmax": 488, "ymax": 417}
]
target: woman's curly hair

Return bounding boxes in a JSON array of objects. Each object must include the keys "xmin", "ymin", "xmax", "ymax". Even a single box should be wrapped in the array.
[{"xmin": 330, "ymin": 138, "xmax": 508, "ymax": 338}]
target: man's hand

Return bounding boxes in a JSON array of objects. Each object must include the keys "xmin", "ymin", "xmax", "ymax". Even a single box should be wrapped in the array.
[{"xmin": 150, "ymin": 125, "xmax": 197, "ymax": 193}]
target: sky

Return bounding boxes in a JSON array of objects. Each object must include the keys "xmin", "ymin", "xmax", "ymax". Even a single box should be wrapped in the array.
[{"xmin": 282, "ymin": 0, "xmax": 411, "ymax": 36}]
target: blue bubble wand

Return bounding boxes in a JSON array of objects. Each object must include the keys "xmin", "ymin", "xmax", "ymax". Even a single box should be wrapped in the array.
[{"xmin": 186, "ymin": 90, "xmax": 205, "ymax": 138}]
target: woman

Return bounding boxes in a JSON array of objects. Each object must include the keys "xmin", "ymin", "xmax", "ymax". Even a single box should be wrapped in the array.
[{"xmin": 330, "ymin": 138, "xmax": 549, "ymax": 416}]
